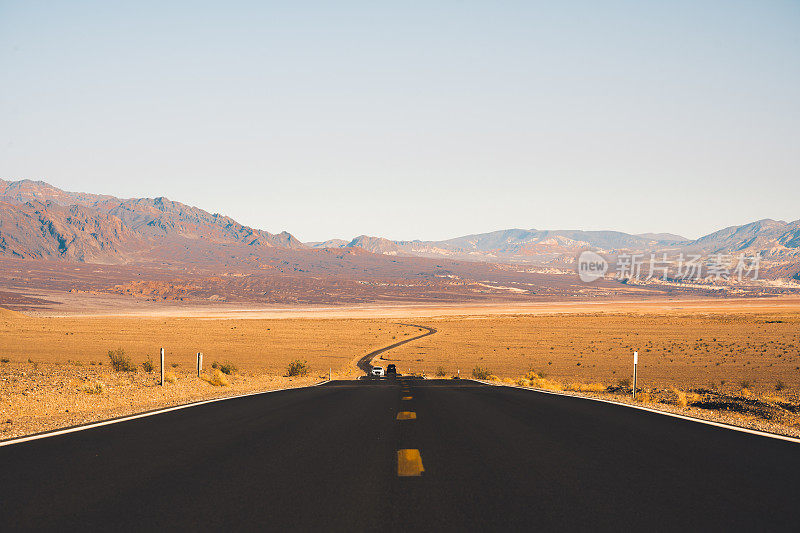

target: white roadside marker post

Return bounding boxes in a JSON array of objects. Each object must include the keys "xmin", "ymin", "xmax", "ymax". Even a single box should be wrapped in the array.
[
  {"xmin": 633, "ymin": 351, "xmax": 638, "ymax": 400},
  {"xmin": 160, "ymin": 347, "xmax": 165, "ymax": 386},
  {"xmin": 329, "ymin": 367, "xmax": 331, "ymax": 381},
  {"xmin": 197, "ymin": 352, "xmax": 203, "ymax": 377}
]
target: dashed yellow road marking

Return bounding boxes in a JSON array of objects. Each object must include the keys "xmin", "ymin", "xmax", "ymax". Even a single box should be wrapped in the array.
[
  {"xmin": 396, "ymin": 411, "xmax": 417, "ymax": 420},
  {"xmin": 397, "ymin": 449, "xmax": 424, "ymax": 476},
  {"xmin": 402, "ymin": 396, "xmax": 412, "ymax": 401}
]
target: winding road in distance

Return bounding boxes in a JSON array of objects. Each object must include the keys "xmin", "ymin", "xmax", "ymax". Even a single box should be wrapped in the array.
[
  {"xmin": 1, "ymin": 328, "xmax": 798, "ymax": 531},
  {"xmin": 355, "ymin": 323, "xmax": 437, "ymax": 374}
]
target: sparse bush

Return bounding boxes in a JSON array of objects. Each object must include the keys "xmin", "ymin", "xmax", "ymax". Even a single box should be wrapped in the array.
[
  {"xmin": 286, "ymin": 359, "xmax": 310, "ymax": 377},
  {"xmin": 739, "ymin": 379, "xmax": 751, "ymax": 390},
  {"xmin": 775, "ymin": 380, "xmax": 785, "ymax": 391},
  {"xmin": 108, "ymin": 348, "xmax": 136, "ymax": 372},
  {"xmin": 84, "ymin": 383, "xmax": 103, "ymax": 394},
  {"xmin": 518, "ymin": 371, "xmax": 562, "ymax": 391},
  {"xmin": 671, "ymin": 388, "xmax": 700, "ymax": 408},
  {"xmin": 472, "ymin": 366, "xmax": 492, "ymax": 380},
  {"xmin": 0, "ymin": 358, "xmax": 9, "ymax": 363},
  {"xmin": 202, "ymin": 369, "xmax": 229, "ymax": 387},
  {"xmin": 171, "ymin": 363, "xmax": 179, "ymax": 368},
  {"xmin": 219, "ymin": 362, "xmax": 237, "ymax": 375},
  {"xmin": 164, "ymin": 372, "xmax": 176, "ymax": 384},
  {"xmin": 211, "ymin": 361, "xmax": 219, "ymax": 369},
  {"xmin": 532, "ymin": 377, "xmax": 563, "ymax": 391},
  {"xmin": 435, "ymin": 366, "xmax": 446, "ymax": 377},
  {"xmin": 636, "ymin": 391, "xmax": 652, "ymax": 403},
  {"xmin": 141, "ymin": 356, "xmax": 155, "ymax": 373},
  {"xmin": 566, "ymin": 382, "xmax": 606, "ymax": 393},
  {"xmin": 617, "ymin": 378, "xmax": 631, "ymax": 388},
  {"xmin": 673, "ymin": 388, "xmax": 688, "ymax": 408}
]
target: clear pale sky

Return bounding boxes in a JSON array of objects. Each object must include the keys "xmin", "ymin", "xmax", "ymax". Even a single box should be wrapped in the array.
[{"xmin": 1, "ymin": 1, "xmax": 798, "ymax": 242}]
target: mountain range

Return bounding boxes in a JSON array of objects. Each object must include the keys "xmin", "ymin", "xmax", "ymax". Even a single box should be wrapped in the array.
[
  {"xmin": 1, "ymin": 179, "xmax": 798, "ymax": 275},
  {"xmin": 311, "ymin": 222, "xmax": 800, "ymax": 264}
]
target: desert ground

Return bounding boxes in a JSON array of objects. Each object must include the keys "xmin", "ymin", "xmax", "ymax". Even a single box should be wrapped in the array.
[
  {"xmin": 381, "ymin": 309, "xmax": 800, "ymax": 393},
  {"xmin": 2, "ymin": 297, "xmax": 799, "ymax": 440}
]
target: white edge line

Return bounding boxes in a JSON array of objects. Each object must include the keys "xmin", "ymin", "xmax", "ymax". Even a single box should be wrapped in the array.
[
  {"xmin": 473, "ymin": 379, "xmax": 800, "ymax": 444},
  {"xmin": 0, "ymin": 380, "xmax": 330, "ymax": 448}
]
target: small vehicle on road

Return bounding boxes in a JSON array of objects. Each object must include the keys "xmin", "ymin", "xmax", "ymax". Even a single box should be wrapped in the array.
[
  {"xmin": 386, "ymin": 364, "xmax": 397, "ymax": 376},
  {"xmin": 371, "ymin": 366, "xmax": 385, "ymax": 377}
]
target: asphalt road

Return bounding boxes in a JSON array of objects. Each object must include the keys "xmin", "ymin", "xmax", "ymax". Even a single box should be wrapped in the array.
[{"xmin": 1, "ymin": 378, "xmax": 798, "ymax": 532}]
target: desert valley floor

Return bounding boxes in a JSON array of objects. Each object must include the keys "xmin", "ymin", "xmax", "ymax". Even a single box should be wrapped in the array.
[{"xmin": 2, "ymin": 296, "xmax": 799, "ymax": 440}]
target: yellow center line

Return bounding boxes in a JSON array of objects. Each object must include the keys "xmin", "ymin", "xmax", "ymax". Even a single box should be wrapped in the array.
[
  {"xmin": 396, "ymin": 411, "xmax": 417, "ymax": 420},
  {"xmin": 397, "ymin": 449, "xmax": 424, "ymax": 476}
]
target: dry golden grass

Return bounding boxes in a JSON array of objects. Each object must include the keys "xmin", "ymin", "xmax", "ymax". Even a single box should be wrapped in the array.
[
  {"xmin": 202, "ymin": 369, "xmax": 229, "ymax": 387},
  {"xmin": 565, "ymin": 382, "xmax": 607, "ymax": 393}
]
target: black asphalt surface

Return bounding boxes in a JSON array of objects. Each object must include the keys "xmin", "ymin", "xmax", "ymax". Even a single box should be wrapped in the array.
[{"xmin": 1, "ymin": 378, "xmax": 798, "ymax": 532}]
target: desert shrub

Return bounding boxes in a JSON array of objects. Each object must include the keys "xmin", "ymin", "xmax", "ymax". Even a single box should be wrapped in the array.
[
  {"xmin": 211, "ymin": 361, "xmax": 219, "ymax": 369},
  {"xmin": 0, "ymin": 358, "xmax": 9, "ymax": 363},
  {"xmin": 472, "ymin": 366, "xmax": 492, "ymax": 380},
  {"xmin": 108, "ymin": 348, "xmax": 136, "ymax": 372},
  {"xmin": 171, "ymin": 363, "xmax": 179, "ymax": 368},
  {"xmin": 671, "ymin": 388, "xmax": 700, "ymax": 408},
  {"xmin": 84, "ymin": 383, "xmax": 103, "ymax": 394},
  {"xmin": 286, "ymin": 359, "xmax": 310, "ymax": 377},
  {"xmin": 617, "ymin": 378, "xmax": 631, "ymax": 388},
  {"xmin": 739, "ymin": 379, "xmax": 751, "ymax": 390},
  {"xmin": 528, "ymin": 376, "xmax": 563, "ymax": 391},
  {"xmin": 202, "ymin": 369, "xmax": 229, "ymax": 387},
  {"xmin": 219, "ymin": 362, "xmax": 237, "ymax": 375},
  {"xmin": 775, "ymin": 380, "xmax": 785, "ymax": 391},
  {"xmin": 141, "ymin": 356, "xmax": 155, "ymax": 373},
  {"xmin": 566, "ymin": 382, "xmax": 606, "ymax": 393},
  {"xmin": 164, "ymin": 372, "xmax": 176, "ymax": 384},
  {"xmin": 435, "ymin": 366, "xmax": 446, "ymax": 377}
]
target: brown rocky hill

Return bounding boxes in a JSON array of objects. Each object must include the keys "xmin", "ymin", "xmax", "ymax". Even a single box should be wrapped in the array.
[
  {"xmin": 0, "ymin": 200, "xmax": 141, "ymax": 262},
  {"xmin": 0, "ymin": 179, "xmax": 301, "ymax": 262}
]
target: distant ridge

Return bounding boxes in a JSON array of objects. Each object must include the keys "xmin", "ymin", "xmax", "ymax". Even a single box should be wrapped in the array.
[
  {"xmin": 312, "ymin": 222, "xmax": 800, "ymax": 264},
  {"xmin": 0, "ymin": 178, "xmax": 301, "ymax": 262}
]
